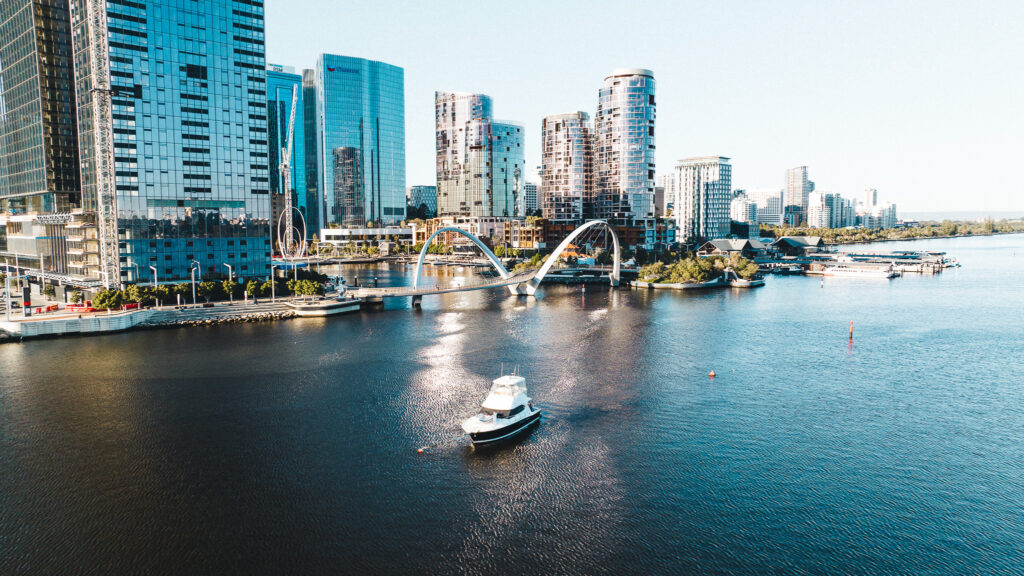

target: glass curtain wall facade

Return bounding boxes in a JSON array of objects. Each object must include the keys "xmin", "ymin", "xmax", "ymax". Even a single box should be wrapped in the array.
[
  {"xmin": 301, "ymin": 68, "xmax": 319, "ymax": 232},
  {"xmin": 674, "ymin": 156, "xmax": 732, "ymax": 243},
  {"xmin": 314, "ymin": 54, "xmax": 405, "ymax": 228},
  {"xmin": 490, "ymin": 121, "xmax": 524, "ymax": 218},
  {"xmin": 0, "ymin": 0, "xmax": 81, "ymax": 276},
  {"xmin": 0, "ymin": 0, "xmax": 80, "ymax": 214},
  {"xmin": 595, "ymin": 68, "xmax": 656, "ymax": 225},
  {"xmin": 70, "ymin": 0, "xmax": 272, "ymax": 284},
  {"xmin": 541, "ymin": 111, "xmax": 592, "ymax": 223},
  {"xmin": 266, "ymin": 65, "xmax": 306, "ymax": 238},
  {"xmin": 435, "ymin": 91, "xmax": 493, "ymax": 217},
  {"xmin": 408, "ymin": 185, "xmax": 436, "ymax": 216}
]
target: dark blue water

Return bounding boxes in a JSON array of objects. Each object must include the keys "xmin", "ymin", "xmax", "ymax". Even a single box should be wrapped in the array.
[{"xmin": 2, "ymin": 234, "xmax": 1023, "ymax": 575}]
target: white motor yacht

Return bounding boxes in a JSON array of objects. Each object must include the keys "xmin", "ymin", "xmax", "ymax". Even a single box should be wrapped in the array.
[{"xmin": 461, "ymin": 375, "xmax": 541, "ymax": 446}]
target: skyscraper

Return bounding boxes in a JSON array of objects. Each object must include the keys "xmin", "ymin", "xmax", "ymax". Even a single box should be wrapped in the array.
[
  {"xmin": 747, "ymin": 188, "xmax": 785, "ymax": 226},
  {"xmin": 71, "ymin": 0, "xmax": 272, "ymax": 284},
  {"xmin": 0, "ymin": 0, "xmax": 80, "ymax": 213},
  {"xmin": 408, "ymin": 185, "xmax": 437, "ymax": 217},
  {"xmin": 0, "ymin": 0, "xmax": 81, "ymax": 276},
  {"xmin": 784, "ymin": 166, "xmax": 814, "ymax": 225},
  {"xmin": 730, "ymin": 192, "xmax": 757, "ymax": 224},
  {"xmin": 594, "ymin": 69, "xmax": 656, "ymax": 225},
  {"xmin": 435, "ymin": 92, "xmax": 523, "ymax": 217},
  {"xmin": 541, "ymin": 111, "xmax": 593, "ymax": 222},
  {"xmin": 660, "ymin": 172, "xmax": 678, "ymax": 217},
  {"xmin": 267, "ymin": 65, "xmax": 306, "ymax": 239},
  {"xmin": 674, "ymin": 156, "xmax": 732, "ymax": 243},
  {"xmin": 863, "ymin": 188, "xmax": 877, "ymax": 209},
  {"xmin": 301, "ymin": 68, "xmax": 319, "ymax": 231},
  {"xmin": 313, "ymin": 54, "xmax": 405, "ymax": 228},
  {"xmin": 520, "ymin": 182, "xmax": 538, "ymax": 216},
  {"xmin": 491, "ymin": 121, "xmax": 525, "ymax": 217}
]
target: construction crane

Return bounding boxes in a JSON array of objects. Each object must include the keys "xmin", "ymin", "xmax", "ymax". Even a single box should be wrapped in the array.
[
  {"xmin": 276, "ymin": 85, "xmax": 305, "ymax": 259},
  {"xmin": 82, "ymin": 0, "xmax": 121, "ymax": 288}
]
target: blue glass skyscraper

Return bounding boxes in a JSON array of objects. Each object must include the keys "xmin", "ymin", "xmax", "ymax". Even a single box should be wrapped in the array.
[
  {"xmin": 267, "ymin": 65, "xmax": 307, "ymax": 239},
  {"xmin": 71, "ymin": 0, "xmax": 271, "ymax": 284},
  {"xmin": 313, "ymin": 54, "xmax": 405, "ymax": 228}
]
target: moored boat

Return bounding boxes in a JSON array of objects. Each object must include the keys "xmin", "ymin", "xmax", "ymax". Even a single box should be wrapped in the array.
[{"xmin": 285, "ymin": 296, "xmax": 363, "ymax": 317}]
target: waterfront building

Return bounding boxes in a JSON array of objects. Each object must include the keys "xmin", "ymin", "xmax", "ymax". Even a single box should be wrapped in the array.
[
  {"xmin": 730, "ymin": 192, "xmax": 757, "ymax": 224},
  {"xmin": 435, "ymin": 92, "xmax": 523, "ymax": 218},
  {"xmin": 312, "ymin": 54, "xmax": 405, "ymax": 228},
  {"xmin": 746, "ymin": 188, "xmax": 784, "ymax": 226},
  {"xmin": 266, "ymin": 65, "xmax": 307, "ymax": 239},
  {"xmin": 594, "ymin": 69, "xmax": 656, "ymax": 225},
  {"xmin": 520, "ymin": 182, "xmax": 539, "ymax": 216},
  {"xmin": 0, "ymin": 0, "xmax": 81, "ymax": 276},
  {"xmin": 785, "ymin": 166, "xmax": 814, "ymax": 225},
  {"xmin": 674, "ymin": 156, "xmax": 732, "ymax": 243},
  {"xmin": 408, "ymin": 185, "xmax": 437, "ymax": 217},
  {"xmin": 541, "ymin": 111, "xmax": 593, "ymax": 222},
  {"xmin": 71, "ymin": 0, "xmax": 272, "ymax": 284}
]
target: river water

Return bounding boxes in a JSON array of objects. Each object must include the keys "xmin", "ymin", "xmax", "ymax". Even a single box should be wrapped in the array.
[{"xmin": 2, "ymin": 234, "xmax": 1023, "ymax": 575}]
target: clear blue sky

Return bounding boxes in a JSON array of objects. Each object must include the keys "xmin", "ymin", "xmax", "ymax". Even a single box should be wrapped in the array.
[{"xmin": 266, "ymin": 0, "xmax": 1023, "ymax": 212}]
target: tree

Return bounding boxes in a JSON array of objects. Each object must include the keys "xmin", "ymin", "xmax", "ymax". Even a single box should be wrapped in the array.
[
  {"xmin": 93, "ymin": 288, "xmax": 124, "ymax": 310},
  {"xmin": 70, "ymin": 290, "xmax": 84, "ymax": 305},
  {"xmin": 124, "ymin": 283, "xmax": 144, "ymax": 304},
  {"xmin": 197, "ymin": 281, "xmax": 221, "ymax": 303},
  {"xmin": 42, "ymin": 284, "xmax": 56, "ymax": 299},
  {"xmin": 152, "ymin": 285, "xmax": 170, "ymax": 306},
  {"xmin": 221, "ymin": 279, "xmax": 240, "ymax": 300},
  {"xmin": 246, "ymin": 279, "xmax": 263, "ymax": 298}
]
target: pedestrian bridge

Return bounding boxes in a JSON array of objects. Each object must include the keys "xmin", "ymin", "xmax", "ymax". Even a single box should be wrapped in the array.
[{"xmin": 350, "ymin": 221, "xmax": 621, "ymax": 301}]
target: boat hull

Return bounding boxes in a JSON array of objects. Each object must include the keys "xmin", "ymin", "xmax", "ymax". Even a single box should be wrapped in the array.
[
  {"xmin": 468, "ymin": 410, "xmax": 541, "ymax": 446},
  {"xmin": 286, "ymin": 298, "xmax": 362, "ymax": 317}
]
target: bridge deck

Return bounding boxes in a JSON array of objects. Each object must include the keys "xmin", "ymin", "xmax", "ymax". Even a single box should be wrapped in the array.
[{"xmin": 349, "ymin": 270, "xmax": 538, "ymax": 298}]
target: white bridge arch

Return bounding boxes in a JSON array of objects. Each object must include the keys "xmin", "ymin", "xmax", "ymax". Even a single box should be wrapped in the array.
[
  {"xmin": 527, "ymin": 219, "xmax": 620, "ymax": 295},
  {"xmin": 414, "ymin": 227, "xmax": 520, "ymax": 295}
]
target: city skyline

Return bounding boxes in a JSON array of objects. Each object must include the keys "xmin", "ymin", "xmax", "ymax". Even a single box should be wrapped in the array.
[{"xmin": 264, "ymin": 0, "xmax": 1024, "ymax": 212}]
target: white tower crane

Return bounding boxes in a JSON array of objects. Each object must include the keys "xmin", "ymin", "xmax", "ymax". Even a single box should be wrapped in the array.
[{"xmin": 276, "ymin": 84, "xmax": 306, "ymax": 259}]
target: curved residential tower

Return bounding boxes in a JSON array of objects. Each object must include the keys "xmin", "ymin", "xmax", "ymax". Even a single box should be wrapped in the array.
[{"xmin": 594, "ymin": 69, "xmax": 656, "ymax": 225}]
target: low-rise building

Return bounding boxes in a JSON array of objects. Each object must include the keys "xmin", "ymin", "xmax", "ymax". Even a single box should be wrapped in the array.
[
  {"xmin": 320, "ymin": 226, "xmax": 413, "ymax": 248},
  {"xmin": 697, "ymin": 238, "xmax": 769, "ymax": 259},
  {"xmin": 771, "ymin": 236, "xmax": 826, "ymax": 257}
]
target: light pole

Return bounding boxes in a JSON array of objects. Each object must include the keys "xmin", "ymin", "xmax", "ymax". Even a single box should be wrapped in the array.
[
  {"xmin": 222, "ymin": 263, "xmax": 233, "ymax": 302},
  {"xmin": 270, "ymin": 264, "xmax": 278, "ymax": 302},
  {"xmin": 190, "ymin": 259, "xmax": 201, "ymax": 281},
  {"xmin": 149, "ymin": 266, "xmax": 159, "ymax": 307},
  {"xmin": 4, "ymin": 262, "xmax": 11, "ymax": 322},
  {"xmin": 190, "ymin": 265, "xmax": 197, "ymax": 305}
]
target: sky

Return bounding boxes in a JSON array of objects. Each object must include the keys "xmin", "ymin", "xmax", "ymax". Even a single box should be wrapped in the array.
[{"xmin": 265, "ymin": 0, "xmax": 1024, "ymax": 213}]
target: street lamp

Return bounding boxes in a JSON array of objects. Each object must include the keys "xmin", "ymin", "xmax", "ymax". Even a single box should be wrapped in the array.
[
  {"xmin": 190, "ymin": 259, "xmax": 201, "ymax": 280},
  {"xmin": 190, "ymin": 265, "xmax": 197, "ymax": 305},
  {"xmin": 149, "ymin": 265, "xmax": 159, "ymax": 307},
  {"xmin": 222, "ymin": 263, "xmax": 233, "ymax": 302},
  {"xmin": 270, "ymin": 264, "xmax": 278, "ymax": 302},
  {"xmin": 4, "ymin": 262, "xmax": 11, "ymax": 322}
]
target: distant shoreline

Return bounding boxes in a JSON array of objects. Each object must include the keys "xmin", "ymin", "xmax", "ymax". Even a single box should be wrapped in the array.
[{"xmin": 829, "ymin": 230, "xmax": 1024, "ymax": 246}]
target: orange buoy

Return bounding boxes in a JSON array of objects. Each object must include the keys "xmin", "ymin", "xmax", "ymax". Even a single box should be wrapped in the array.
[
  {"xmin": 709, "ymin": 371, "xmax": 716, "ymax": 379},
  {"xmin": 417, "ymin": 446, "xmax": 427, "ymax": 454},
  {"xmin": 849, "ymin": 321, "xmax": 854, "ymax": 339}
]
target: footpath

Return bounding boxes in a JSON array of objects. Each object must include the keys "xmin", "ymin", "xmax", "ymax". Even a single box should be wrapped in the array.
[{"xmin": 0, "ymin": 300, "xmax": 296, "ymax": 342}]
